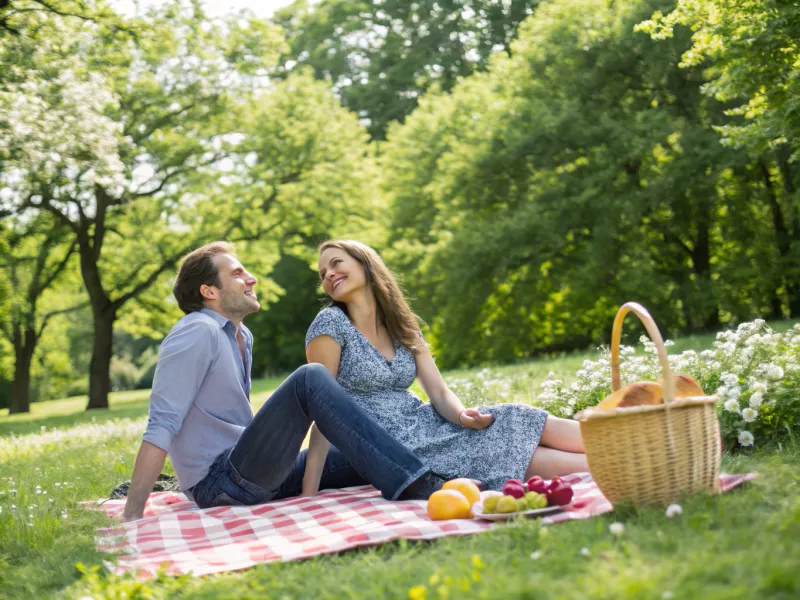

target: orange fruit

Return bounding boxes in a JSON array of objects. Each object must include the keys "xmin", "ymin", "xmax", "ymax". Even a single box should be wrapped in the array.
[
  {"xmin": 426, "ymin": 489, "xmax": 473, "ymax": 520},
  {"xmin": 442, "ymin": 478, "xmax": 481, "ymax": 507}
]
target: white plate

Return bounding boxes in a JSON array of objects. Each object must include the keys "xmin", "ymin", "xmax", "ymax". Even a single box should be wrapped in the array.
[{"xmin": 471, "ymin": 492, "xmax": 564, "ymax": 521}]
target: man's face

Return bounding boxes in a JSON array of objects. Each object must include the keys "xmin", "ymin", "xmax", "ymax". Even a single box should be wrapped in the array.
[{"xmin": 207, "ymin": 253, "xmax": 260, "ymax": 318}]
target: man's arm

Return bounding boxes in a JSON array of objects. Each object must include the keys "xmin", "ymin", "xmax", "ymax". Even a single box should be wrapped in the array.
[
  {"xmin": 124, "ymin": 318, "xmax": 216, "ymax": 520},
  {"xmin": 121, "ymin": 441, "xmax": 168, "ymax": 521}
]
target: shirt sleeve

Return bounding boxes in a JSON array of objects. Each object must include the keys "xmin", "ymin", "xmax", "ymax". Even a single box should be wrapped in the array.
[
  {"xmin": 305, "ymin": 307, "xmax": 346, "ymax": 347},
  {"xmin": 142, "ymin": 319, "xmax": 217, "ymax": 451}
]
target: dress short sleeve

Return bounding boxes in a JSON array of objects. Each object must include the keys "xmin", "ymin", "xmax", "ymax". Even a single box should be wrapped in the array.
[{"xmin": 305, "ymin": 306, "xmax": 348, "ymax": 347}]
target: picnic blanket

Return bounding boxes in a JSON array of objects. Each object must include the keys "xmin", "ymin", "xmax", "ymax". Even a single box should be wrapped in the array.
[{"xmin": 88, "ymin": 472, "xmax": 756, "ymax": 577}]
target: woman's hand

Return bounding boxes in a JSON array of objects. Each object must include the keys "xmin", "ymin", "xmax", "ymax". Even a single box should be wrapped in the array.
[{"xmin": 458, "ymin": 408, "xmax": 495, "ymax": 430}]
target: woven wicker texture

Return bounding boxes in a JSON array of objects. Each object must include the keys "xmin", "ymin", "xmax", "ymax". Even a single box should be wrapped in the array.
[{"xmin": 574, "ymin": 303, "xmax": 721, "ymax": 505}]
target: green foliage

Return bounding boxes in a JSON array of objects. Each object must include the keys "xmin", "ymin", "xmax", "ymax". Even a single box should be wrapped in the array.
[
  {"xmin": 637, "ymin": 0, "xmax": 800, "ymax": 160},
  {"xmin": 382, "ymin": 0, "xmax": 797, "ymax": 367},
  {"xmin": 248, "ymin": 253, "xmax": 326, "ymax": 376},
  {"xmin": 1, "ymin": 1, "xmax": 381, "ymax": 409},
  {"xmin": 273, "ymin": 0, "xmax": 541, "ymax": 139}
]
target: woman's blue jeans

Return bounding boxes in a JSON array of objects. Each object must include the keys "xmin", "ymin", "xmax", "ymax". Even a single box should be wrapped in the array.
[{"xmin": 190, "ymin": 364, "xmax": 428, "ymax": 507}]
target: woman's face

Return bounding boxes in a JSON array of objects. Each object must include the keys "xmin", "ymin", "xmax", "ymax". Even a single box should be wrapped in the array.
[{"xmin": 318, "ymin": 246, "xmax": 368, "ymax": 302}]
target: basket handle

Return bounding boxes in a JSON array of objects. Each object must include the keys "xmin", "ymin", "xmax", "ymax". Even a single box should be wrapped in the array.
[{"xmin": 611, "ymin": 302, "xmax": 676, "ymax": 404}]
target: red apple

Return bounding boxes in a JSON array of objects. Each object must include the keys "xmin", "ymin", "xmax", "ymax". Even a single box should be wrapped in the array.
[
  {"xmin": 548, "ymin": 477, "xmax": 564, "ymax": 490},
  {"xmin": 501, "ymin": 480, "xmax": 526, "ymax": 499},
  {"xmin": 526, "ymin": 476, "xmax": 548, "ymax": 494},
  {"xmin": 546, "ymin": 483, "xmax": 574, "ymax": 506}
]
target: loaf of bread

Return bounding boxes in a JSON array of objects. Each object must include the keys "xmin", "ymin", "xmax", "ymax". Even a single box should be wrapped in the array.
[
  {"xmin": 659, "ymin": 373, "xmax": 705, "ymax": 398},
  {"xmin": 595, "ymin": 381, "xmax": 663, "ymax": 410},
  {"xmin": 594, "ymin": 374, "xmax": 706, "ymax": 411}
]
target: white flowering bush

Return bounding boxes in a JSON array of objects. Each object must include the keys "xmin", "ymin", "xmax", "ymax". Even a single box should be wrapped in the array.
[
  {"xmin": 535, "ymin": 320, "xmax": 800, "ymax": 449},
  {"xmin": 446, "ymin": 368, "xmax": 515, "ymax": 406}
]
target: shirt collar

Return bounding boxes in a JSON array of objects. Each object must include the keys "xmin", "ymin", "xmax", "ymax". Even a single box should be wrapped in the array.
[
  {"xmin": 200, "ymin": 307, "xmax": 231, "ymax": 329},
  {"xmin": 199, "ymin": 308, "xmax": 251, "ymax": 339}
]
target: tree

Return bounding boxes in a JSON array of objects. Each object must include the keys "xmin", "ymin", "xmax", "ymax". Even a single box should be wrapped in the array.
[
  {"xmin": 0, "ymin": 0, "xmax": 112, "ymax": 37},
  {"xmin": 637, "ymin": 0, "xmax": 800, "ymax": 315},
  {"xmin": 2, "ymin": 1, "xmax": 379, "ymax": 409},
  {"xmin": 383, "ymin": 0, "xmax": 774, "ymax": 366},
  {"xmin": 0, "ymin": 218, "xmax": 83, "ymax": 412},
  {"xmin": 0, "ymin": 2, "xmax": 382, "ymax": 408},
  {"xmin": 273, "ymin": 0, "xmax": 541, "ymax": 139}
]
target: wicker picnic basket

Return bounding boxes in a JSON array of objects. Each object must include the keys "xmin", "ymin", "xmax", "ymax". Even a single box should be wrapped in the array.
[{"xmin": 573, "ymin": 302, "xmax": 721, "ymax": 506}]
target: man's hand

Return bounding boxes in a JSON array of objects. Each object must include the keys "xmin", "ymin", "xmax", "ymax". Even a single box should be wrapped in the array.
[
  {"xmin": 121, "ymin": 441, "xmax": 168, "ymax": 522},
  {"xmin": 459, "ymin": 409, "xmax": 495, "ymax": 430}
]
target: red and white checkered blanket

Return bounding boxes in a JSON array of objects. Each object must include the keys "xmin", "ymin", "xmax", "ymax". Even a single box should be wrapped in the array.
[{"xmin": 88, "ymin": 472, "xmax": 755, "ymax": 577}]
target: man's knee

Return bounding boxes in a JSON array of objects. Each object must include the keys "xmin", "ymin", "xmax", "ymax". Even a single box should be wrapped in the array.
[{"xmin": 296, "ymin": 363, "xmax": 335, "ymax": 390}]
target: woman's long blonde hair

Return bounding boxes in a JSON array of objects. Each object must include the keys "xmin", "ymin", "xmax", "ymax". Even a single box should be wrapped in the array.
[{"xmin": 318, "ymin": 240, "xmax": 425, "ymax": 354}]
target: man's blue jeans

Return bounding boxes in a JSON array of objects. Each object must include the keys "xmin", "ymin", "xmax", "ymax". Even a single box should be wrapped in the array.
[{"xmin": 190, "ymin": 364, "xmax": 428, "ymax": 508}]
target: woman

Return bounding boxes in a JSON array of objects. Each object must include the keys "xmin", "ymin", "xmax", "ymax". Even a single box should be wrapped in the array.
[{"xmin": 301, "ymin": 240, "xmax": 587, "ymax": 496}]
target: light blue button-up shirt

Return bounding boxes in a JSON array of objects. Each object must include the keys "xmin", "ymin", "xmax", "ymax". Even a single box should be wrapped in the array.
[{"xmin": 142, "ymin": 308, "xmax": 254, "ymax": 491}]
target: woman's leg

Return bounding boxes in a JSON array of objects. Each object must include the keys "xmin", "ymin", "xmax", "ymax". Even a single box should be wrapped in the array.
[
  {"xmin": 524, "ymin": 446, "xmax": 588, "ymax": 480},
  {"xmin": 539, "ymin": 415, "xmax": 585, "ymax": 453}
]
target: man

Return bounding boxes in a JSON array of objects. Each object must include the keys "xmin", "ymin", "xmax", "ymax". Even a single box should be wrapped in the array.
[{"xmin": 122, "ymin": 241, "xmax": 444, "ymax": 521}]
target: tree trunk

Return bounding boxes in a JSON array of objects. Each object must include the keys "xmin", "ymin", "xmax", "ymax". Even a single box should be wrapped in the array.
[
  {"xmin": 692, "ymin": 202, "xmax": 720, "ymax": 330},
  {"xmin": 86, "ymin": 307, "xmax": 116, "ymax": 410},
  {"xmin": 10, "ymin": 327, "xmax": 36, "ymax": 414},
  {"xmin": 769, "ymin": 293, "xmax": 784, "ymax": 320},
  {"xmin": 760, "ymin": 158, "xmax": 800, "ymax": 316},
  {"xmin": 775, "ymin": 148, "xmax": 800, "ymax": 315}
]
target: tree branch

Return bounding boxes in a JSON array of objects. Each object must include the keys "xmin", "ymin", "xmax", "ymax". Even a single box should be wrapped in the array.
[
  {"xmin": 25, "ymin": 194, "xmax": 79, "ymax": 235},
  {"xmin": 36, "ymin": 300, "xmax": 89, "ymax": 339},
  {"xmin": 133, "ymin": 152, "xmax": 226, "ymax": 198},
  {"xmin": 110, "ymin": 247, "xmax": 192, "ymax": 311},
  {"xmin": 129, "ymin": 101, "xmax": 201, "ymax": 144},
  {"xmin": 33, "ymin": 238, "xmax": 77, "ymax": 299}
]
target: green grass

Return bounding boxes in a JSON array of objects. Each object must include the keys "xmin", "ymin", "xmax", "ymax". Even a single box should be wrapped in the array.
[{"xmin": 1, "ymin": 325, "xmax": 798, "ymax": 599}]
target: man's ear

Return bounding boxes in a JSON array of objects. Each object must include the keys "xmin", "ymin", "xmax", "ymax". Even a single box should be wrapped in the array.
[{"xmin": 200, "ymin": 284, "xmax": 216, "ymax": 301}]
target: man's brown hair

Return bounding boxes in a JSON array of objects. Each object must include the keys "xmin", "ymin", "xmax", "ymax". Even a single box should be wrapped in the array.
[{"xmin": 173, "ymin": 241, "xmax": 236, "ymax": 314}]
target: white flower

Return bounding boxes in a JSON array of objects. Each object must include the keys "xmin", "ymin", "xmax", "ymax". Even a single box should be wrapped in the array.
[
  {"xmin": 580, "ymin": 547, "xmax": 590, "ymax": 556},
  {"xmin": 726, "ymin": 386, "xmax": 742, "ymax": 400},
  {"xmin": 748, "ymin": 392, "xmax": 763, "ymax": 408},
  {"xmin": 750, "ymin": 380, "xmax": 767, "ymax": 393},
  {"xmin": 10, "ymin": 489, "xmax": 17, "ymax": 495},
  {"xmin": 723, "ymin": 399, "xmax": 740, "ymax": 414},
  {"xmin": 665, "ymin": 504, "xmax": 683, "ymax": 518},
  {"xmin": 738, "ymin": 431, "xmax": 754, "ymax": 447},
  {"xmin": 530, "ymin": 551, "xmax": 542, "ymax": 560},
  {"xmin": 609, "ymin": 522, "xmax": 625, "ymax": 536},
  {"xmin": 721, "ymin": 372, "xmax": 738, "ymax": 387},
  {"xmin": 662, "ymin": 592, "xmax": 674, "ymax": 599},
  {"xmin": 764, "ymin": 365, "xmax": 784, "ymax": 380},
  {"xmin": 742, "ymin": 408, "xmax": 758, "ymax": 423}
]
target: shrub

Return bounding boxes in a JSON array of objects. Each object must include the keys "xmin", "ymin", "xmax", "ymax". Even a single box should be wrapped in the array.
[
  {"xmin": 109, "ymin": 356, "xmax": 140, "ymax": 392},
  {"xmin": 64, "ymin": 379, "xmax": 89, "ymax": 398},
  {"xmin": 535, "ymin": 320, "xmax": 800, "ymax": 449}
]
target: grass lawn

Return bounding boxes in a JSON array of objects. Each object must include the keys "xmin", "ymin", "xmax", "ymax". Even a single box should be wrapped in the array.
[{"xmin": 1, "ymin": 322, "xmax": 798, "ymax": 599}]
